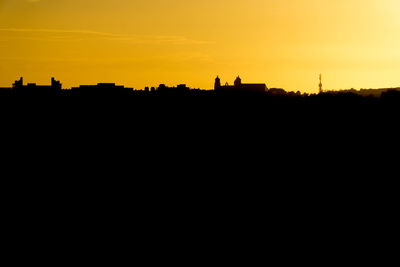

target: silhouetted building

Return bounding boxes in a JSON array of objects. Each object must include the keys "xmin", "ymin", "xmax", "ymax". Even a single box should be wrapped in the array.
[
  {"xmin": 13, "ymin": 77, "xmax": 23, "ymax": 88},
  {"xmin": 215, "ymin": 76, "xmax": 221, "ymax": 89},
  {"xmin": 70, "ymin": 83, "xmax": 133, "ymax": 96},
  {"xmin": 157, "ymin": 84, "xmax": 190, "ymax": 95},
  {"xmin": 215, "ymin": 76, "xmax": 267, "ymax": 93},
  {"xmin": 12, "ymin": 77, "xmax": 62, "ymax": 95},
  {"xmin": 267, "ymin": 88, "xmax": 287, "ymax": 96}
]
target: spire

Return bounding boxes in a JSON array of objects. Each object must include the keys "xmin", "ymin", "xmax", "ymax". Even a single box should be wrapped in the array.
[{"xmin": 319, "ymin": 74, "xmax": 323, "ymax": 93}]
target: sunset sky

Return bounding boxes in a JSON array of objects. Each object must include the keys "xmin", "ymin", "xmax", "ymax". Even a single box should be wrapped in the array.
[{"xmin": 1, "ymin": 0, "xmax": 399, "ymax": 92}]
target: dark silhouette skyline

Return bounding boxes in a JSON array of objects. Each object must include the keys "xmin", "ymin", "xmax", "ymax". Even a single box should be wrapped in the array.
[{"xmin": 1, "ymin": 76, "xmax": 400, "ymax": 102}]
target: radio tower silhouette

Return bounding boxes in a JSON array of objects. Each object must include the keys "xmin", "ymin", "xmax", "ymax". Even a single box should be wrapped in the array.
[{"xmin": 319, "ymin": 74, "xmax": 323, "ymax": 94}]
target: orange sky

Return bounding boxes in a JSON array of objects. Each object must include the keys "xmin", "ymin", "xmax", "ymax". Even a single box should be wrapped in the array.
[{"xmin": 1, "ymin": 0, "xmax": 400, "ymax": 92}]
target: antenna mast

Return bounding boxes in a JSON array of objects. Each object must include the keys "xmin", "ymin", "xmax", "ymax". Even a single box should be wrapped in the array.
[{"xmin": 319, "ymin": 74, "xmax": 323, "ymax": 93}]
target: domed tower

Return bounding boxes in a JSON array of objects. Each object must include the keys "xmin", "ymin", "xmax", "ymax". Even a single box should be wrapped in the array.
[
  {"xmin": 234, "ymin": 76, "xmax": 242, "ymax": 87},
  {"xmin": 214, "ymin": 76, "xmax": 221, "ymax": 90}
]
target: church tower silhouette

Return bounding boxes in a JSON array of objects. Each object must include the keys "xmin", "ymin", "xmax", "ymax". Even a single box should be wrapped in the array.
[
  {"xmin": 234, "ymin": 76, "xmax": 242, "ymax": 87},
  {"xmin": 215, "ymin": 76, "xmax": 221, "ymax": 90}
]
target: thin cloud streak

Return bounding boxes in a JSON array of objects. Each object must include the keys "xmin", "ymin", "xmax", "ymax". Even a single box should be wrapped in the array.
[{"xmin": 0, "ymin": 28, "xmax": 213, "ymax": 45}]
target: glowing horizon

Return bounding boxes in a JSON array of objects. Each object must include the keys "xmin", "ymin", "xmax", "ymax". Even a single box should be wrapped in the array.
[{"xmin": 1, "ymin": 0, "xmax": 400, "ymax": 92}]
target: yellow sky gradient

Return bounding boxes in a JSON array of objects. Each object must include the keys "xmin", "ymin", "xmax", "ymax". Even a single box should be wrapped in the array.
[{"xmin": 1, "ymin": 0, "xmax": 400, "ymax": 92}]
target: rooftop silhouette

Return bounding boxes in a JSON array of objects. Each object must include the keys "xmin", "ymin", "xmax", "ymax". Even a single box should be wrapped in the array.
[
  {"xmin": 12, "ymin": 77, "xmax": 62, "ymax": 96},
  {"xmin": 215, "ymin": 76, "xmax": 267, "ymax": 93}
]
